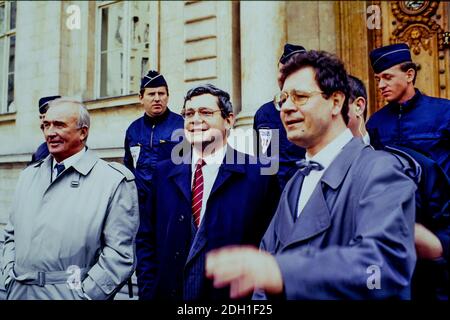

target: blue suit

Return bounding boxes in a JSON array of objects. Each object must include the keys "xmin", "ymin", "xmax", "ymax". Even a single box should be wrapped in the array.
[
  {"xmin": 366, "ymin": 89, "xmax": 450, "ymax": 177},
  {"xmin": 124, "ymin": 109, "xmax": 184, "ymax": 208},
  {"xmin": 254, "ymin": 138, "xmax": 417, "ymax": 299},
  {"xmin": 253, "ymin": 101, "xmax": 305, "ymax": 190},
  {"xmin": 136, "ymin": 147, "xmax": 280, "ymax": 300}
]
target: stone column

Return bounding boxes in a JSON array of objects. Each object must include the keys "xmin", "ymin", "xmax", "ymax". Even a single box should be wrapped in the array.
[{"xmin": 230, "ymin": 1, "xmax": 286, "ymax": 154}]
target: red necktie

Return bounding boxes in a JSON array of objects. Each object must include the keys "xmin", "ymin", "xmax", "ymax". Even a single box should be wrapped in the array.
[{"xmin": 192, "ymin": 159, "xmax": 206, "ymax": 227}]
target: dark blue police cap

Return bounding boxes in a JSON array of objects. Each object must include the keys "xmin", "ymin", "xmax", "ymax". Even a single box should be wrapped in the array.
[
  {"xmin": 279, "ymin": 43, "xmax": 306, "ymax": 64},
  {"xmin": 140, "ymin": 70, "xmax": 168, "ymax": 90},
  {"xmin": 370, "ymin": 43, "xmax": 412, "ymax": 74},
  {"xmin": 39, "ymin": 95, "xmax": 61, "ymax": 114}
]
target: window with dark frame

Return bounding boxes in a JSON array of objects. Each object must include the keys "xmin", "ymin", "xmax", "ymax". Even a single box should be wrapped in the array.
[
  {"xmin": 0, "ymin": 0, "xmax": 16, "ymax": 114},
  {"xmin": 96, "ymin": 1, "xmax": 151, "ymax": 99}
]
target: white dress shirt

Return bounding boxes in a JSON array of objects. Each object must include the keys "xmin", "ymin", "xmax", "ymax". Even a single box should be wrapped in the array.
[
  {"xmin": 296, "ymin": 129, "xmax": 353, "ymax": 218},
  {"xmin": 362, "ymin": 132, "xmax": 370, "ymax": 145},
  {"xmin": 191, "ymin": 145, "xmax": 227, "ymax": 226},
  {"xmin": 51, "ymin": 147, "xmax": 86, "ymax": 182}
]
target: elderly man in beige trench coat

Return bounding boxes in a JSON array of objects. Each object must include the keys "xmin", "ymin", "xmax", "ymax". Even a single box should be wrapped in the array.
[{"xmin": 1, "ymin": 98, "xmax": 139, "ymax": 300}]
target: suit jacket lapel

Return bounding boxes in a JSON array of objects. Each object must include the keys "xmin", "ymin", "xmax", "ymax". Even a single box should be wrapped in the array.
[
  {"xmin": 275, "ymin": 170, "xmax": 303, "ymax": 245},
  {"xmin": 278, "ymin": 138, "xmax": 367, "ymax": 249},
  {"xmin": 283, "ymin": 182, "xmax": 331, "ymax": 248},
  {"xmin": 209, "ymin": 146, "xmax": 245, "ymax": 199},
  {"xmin": 185, "ymin": 146, "xmax": 245, "ymax": 266},
  {"xmin": 185, "ymin": 221, "xmax": 207, "ymax": 266}
]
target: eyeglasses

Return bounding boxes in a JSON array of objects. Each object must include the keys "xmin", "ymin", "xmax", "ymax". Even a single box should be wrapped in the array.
[
  {"xmin": 273, "ymin": 90, "xmax": 324, "ymax": 111},
  {"xmin": 182, "ymin": 108, "xmax": 222, "ymax": 119}
]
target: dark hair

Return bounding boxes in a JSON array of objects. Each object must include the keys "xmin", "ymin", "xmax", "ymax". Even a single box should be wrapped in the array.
[
  {"xmin": 280, "ymin": 50, "xmax": 350, "ymax": 125},
  {"xmin": 183, "ymin": 83, "xmax": 233, "ymax": 118},
  {"xmin": 347, "ymin": 75, "xmax": 368, "ymax": 120},
  {"xmin": 139, "ymin": 86, "xmax": 169, "ymax": 97},
  {"xmin": 399, "ymin": 61, "xmax": 417, "ymax": 85}
]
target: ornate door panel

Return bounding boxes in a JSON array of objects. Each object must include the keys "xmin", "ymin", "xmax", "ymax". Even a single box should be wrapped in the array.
[{"xmin": 374, "ymin": 1, "xmax": 450, "ymax": 110}]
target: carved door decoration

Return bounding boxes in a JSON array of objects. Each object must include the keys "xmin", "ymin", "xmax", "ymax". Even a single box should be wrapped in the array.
[{"xmin": 373, "ymin": 1, "xmax": 449, "ymax": 110}]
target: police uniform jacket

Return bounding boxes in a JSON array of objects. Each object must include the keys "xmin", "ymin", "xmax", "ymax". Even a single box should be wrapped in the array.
[
  {"xmin": 367, "ymin": 89, "xmax": 450, "ymax": 177},
  {"xmin": 124, "ymin": 109, "xmax": 184, "ymax": 205}
]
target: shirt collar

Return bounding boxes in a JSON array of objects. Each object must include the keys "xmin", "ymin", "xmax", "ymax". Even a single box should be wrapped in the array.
[
  {"xmin": 307, "ymin": 128, "xmax": 353, "ymax": 170},
  {"xmin": 192, "ymin": 144, "xmax": 227, "ymax": 167},
  {"xmin": 53, "ymin": 147, "xmax": 86, "ymax": 170},
  {"xmin": 362, "ymin": 133, "xmax": 371, "ymax": 145}
]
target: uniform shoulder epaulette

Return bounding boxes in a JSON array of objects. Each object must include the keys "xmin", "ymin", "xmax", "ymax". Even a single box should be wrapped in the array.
[{"xmin": 108, "ymin": 162, "xmax": 135, "ymax": 181}]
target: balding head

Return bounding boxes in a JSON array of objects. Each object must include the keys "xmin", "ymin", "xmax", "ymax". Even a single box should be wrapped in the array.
[{"xmin": 43, "ymin": 99, "xmax": 90, "ymax": 163}]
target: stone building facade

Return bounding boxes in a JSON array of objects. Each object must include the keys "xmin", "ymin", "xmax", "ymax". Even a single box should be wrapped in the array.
[{"xmin": 0, "ymin": 0, "xmax": 449, "ymax": 229}]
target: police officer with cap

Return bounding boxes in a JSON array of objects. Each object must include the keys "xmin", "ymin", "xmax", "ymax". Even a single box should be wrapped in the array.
[
  {"xmin": 367, "ymin": 43, "xmax": 450, "ymax": 177},
  {"xmin": 124, "ymin": 70, "xmax": 183, "ymax": 211},
  {"xmin": 253, "ymin": 43, "xmax": 306, "ymax": 190},
  {"xmin": 367, "ymin": 43, "xmax": 450, "ymax": 300},
  {"xmin": 30, "ymin": 95, "xmax": 62, "ymax": 164}
]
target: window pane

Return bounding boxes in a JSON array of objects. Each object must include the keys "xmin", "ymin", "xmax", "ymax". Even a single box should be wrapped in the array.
[
  {"xmin": 100, "ymin": 2, "xmax": 124, "ymax": 97},
  {"xmin": 7, "ymin": 35, "xmax": 15, "ymax": 112},
  {"xmin": 7, "ymin": 73, "xmax": 14, "ymax": 112},
  {"xmin": 0, "ymin": 39, "xmax": 4, "ymax": 107},
  {"xmin": 128, "ymin": 1, "xmax": 150, "ymax": 93},
  {"xmin": 8, "ymin": 35, "xmax": 15, "ymax": 73},
  {"xmin": 100, "ymin": 51, "xmax": 123, "ymax": 97},
  {"xmin": 0, "ymin": 4, "xmax": 5, "ymax": 34},
  {"xmin": 9, "ymin": 1, "xmax": 16, "ymax": 30}
]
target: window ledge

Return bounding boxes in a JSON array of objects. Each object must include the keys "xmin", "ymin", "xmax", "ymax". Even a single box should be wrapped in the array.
[
  {"xmin": 0, "ymin": 112, "xmax": 16, "ymax": 123},
  {"xmin": 84, "ymin": 94, "xmax": 140, "ymax": 111}
]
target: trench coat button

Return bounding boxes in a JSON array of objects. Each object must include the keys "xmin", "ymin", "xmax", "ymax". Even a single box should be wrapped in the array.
[{"xmin": 178, "ymin": 215, "xmax": 184, "ymax": 222}]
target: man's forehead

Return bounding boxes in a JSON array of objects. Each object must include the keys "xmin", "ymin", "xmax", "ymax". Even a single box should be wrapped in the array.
[
  {"xmin": 45, "ymin": 103, "xmax": 78, "ymax": 120},
  {"xmin": 186, "ymin": 94, "xmax": 218, "ymax": 108},
  {"xmin": 375, "ymin": 64, "xmax": 402, "ymax": 77},
  {"xmin": 283, "ymin": 67, "xmax": 317, "ymax": 90},
  {"xmin": 144, "ymin": 86, "xmax": 167, "ymax": 93}
]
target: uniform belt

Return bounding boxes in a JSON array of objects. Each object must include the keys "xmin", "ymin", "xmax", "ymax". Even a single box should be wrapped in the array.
[{"xmin": 12, "ymin": 266, "xmax": 88, "ymax": 287}]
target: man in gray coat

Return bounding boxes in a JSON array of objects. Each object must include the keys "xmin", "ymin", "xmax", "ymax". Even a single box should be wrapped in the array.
[
  {"xmin": 2, "ymin": 98, "xmax": 139, "ymax": 300},
  {"xmin": 206, "ymin": 50, "xmax": 417, "ymax": 299}
]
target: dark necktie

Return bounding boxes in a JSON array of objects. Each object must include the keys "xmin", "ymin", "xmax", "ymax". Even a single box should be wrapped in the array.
[
  {"xmin": 55, "ymin": 163, "xmax": 66, "ymax": 177},
  {"xmin": 296, "ymin": 159, "xmax": 324, "ymax": 176},
  {"xmin": 192, "ymin": 159, "xmax": 206, "ymax": 227}
]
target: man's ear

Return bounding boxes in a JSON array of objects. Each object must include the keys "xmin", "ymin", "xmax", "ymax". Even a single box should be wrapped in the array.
[
  {"xmin": 331, "ymin": 91, "xmax": 345, "ymax": 116},
  {"xmin": 225, "ymin": 113, "xmax": 235, "ymax": 130},
  {"xmin": 80, "ymin": 126, "xmax": 89, "ymax": 142},
  {"xmin": 406, "ymin": 68, "xmax": 416, "ymax": 84},
  {"xmin": 355, "ymin": 97, "xmax": 366, "ymax": 115}
]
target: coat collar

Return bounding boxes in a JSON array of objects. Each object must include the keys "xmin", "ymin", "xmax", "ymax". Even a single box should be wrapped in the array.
[
  {"xmin": 71, "ymin": 148, "xmax": 99, "ymax": 176},
  {"xmin": 171, "ymin": 145, "xmax": 246, "ymax": 266},
  {"xmin": 320, "ymin": 138, "xmax": 367, "ymax": 190},
  {"xmin": 276, "ymin": 138, "xmax": 367, "ymax": 248},
  {"xmin": 35, "ymin": 147, "xmax": 99, "ymax": 177}
]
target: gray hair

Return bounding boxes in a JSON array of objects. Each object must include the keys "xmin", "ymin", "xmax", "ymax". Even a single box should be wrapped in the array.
[{"xmin": 48, "ymin": 98, "xmax": 90, "ymax": 142}]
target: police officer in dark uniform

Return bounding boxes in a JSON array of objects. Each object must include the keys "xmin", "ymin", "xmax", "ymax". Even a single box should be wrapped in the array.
[
  {"xmin": 30, "ymin": 95, "xmax": 61, "ymax": 164},
  {"xmin": 350, "ymin": 74, "xmax": 449, "ymax": 300},
  {"xmin": 367, "ymin": 43, "xmax": 450, "ymax": 177},
  {"xmin": 253, "ymin": 44, "xmax": 306, "ymax": 190},
  {"xmin": 124, "ymin": 70, "xmax": 184, "ymax": 211}
]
